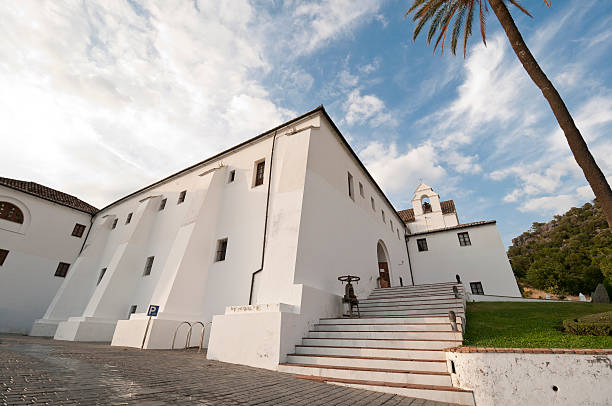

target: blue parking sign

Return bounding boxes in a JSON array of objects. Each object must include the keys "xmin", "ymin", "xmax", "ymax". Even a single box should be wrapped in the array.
[{"xmin": 147, "ymin": 305, "xmax": 159, "ymax": 317}]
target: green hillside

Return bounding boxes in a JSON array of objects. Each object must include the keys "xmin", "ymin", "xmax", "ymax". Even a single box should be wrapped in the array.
[{"xmin": 507, "ymin": 200, "xmax": 611, "ymax": 296}]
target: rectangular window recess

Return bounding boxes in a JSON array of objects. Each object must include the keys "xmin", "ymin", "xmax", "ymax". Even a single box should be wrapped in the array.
[
  {"xmin": 159, "ymin": 198, "xmax": 167, "ymax": 211},
  {"xmin": 359, "ymin": 182, "xmax": 364, "ymax": 198},
  {"xmin": 178, "ymin": 190, "xmax": 187, "ymax": 204},
  {"xmin": 0, "ymin": 249, "xmax": 9, "ymax": 266},
  {"xmin": 254, "ymin": 161, "xmax": 265, "ymax": 187},
  {"xmin": 111, "ymin": 218, "xmax": 118, "ymax": 229},
  {"xmin": 98, "ymin": 268, "xmax": 107, "ymax": 285},
  {"xmin": 143, "ymin": 256, "xmax": 154, "ymax": 276},
  {"xmin": 347, "ymin": 172, "xmax": 354, "ymax": 200},
  {"xmin": 417, "ymin": 238, "xmax": 428, "ymax": 252},
  {"xmin": 228, "ymin": 170, "xmax": 236, "ymax": 183},
  {"xmin": 381, "ymin": 210, "xmax": 386, "ymax": 223},
  {"xmin": 458, "ymin": 232, "xmax": 472, "ymax": 246},
  {"xmin": 71, "ymin": 223, "xmax": 86, "ymax": 238},
  {"xmin": 470, "ymin": 282, "xmax": 484, "ymax": 295},
  {"xmin": 128, "ymin": 305, "xmax": 137, "ymax": 319},
  {"xmin": 55, "ymin": 262, "xmax": 70, "ymax": 277},
  {"xmin": 125, "ymin": 213, "xmax": 133, "ymax": 224},
  {"xmin": 215, "ymin": 238, "xmax": 228, "ymax": 262},
  {"xmin": 371, "ymin": 197, "xmax": 375, "ymax": 211}
]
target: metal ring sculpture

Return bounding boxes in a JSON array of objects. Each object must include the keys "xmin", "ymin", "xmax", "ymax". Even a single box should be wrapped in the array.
[
  {"xmin": 337, "ymin": 275, "xmax": 360, "ymax": 284},
  {"xmin": 171, "ymin": 321, "xmax": 192, "ymax": 350}
]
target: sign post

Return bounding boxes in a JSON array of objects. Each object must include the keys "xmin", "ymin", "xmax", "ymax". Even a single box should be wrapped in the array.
[{"xmin": 141, "ymin": 305, "xmax": 159, "ymax": 349}]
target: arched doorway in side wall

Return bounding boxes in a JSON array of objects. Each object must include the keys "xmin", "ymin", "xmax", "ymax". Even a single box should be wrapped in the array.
[{"xmin": 377, "ymin": 240, "xmax": 391, "ymax": 288}]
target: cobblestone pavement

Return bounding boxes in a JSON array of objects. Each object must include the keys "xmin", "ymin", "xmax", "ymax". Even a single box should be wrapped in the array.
[{"xmin": 0, "ymin": 335, "xmax": 459, "ymax": 406}]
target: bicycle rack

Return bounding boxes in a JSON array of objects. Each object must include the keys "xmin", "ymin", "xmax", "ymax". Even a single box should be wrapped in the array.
[
  {"xmin": 186, "ymin": 321, "xmax": 212, "ymax": 353},
  {"xmin": 171, "ymin": 321, "xmax": 192, "ymax": 350}
]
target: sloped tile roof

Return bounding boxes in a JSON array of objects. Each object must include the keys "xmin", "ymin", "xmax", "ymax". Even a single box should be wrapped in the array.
[
  {"xmin": 408, "ymin": 220, "xmax": 496, "ymax": 237},
  {"xmin": 0, "ymin": 177, "xmax": 98, "ymax": 214},
  {"xmin": 398, "ymin": 200, "xmax": 456, "ymax": 224}
]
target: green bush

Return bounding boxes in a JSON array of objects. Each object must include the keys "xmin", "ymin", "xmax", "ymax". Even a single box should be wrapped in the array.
[{"xmin": 563, "ymin": 311, "xmax": 612, "ymax": 336}]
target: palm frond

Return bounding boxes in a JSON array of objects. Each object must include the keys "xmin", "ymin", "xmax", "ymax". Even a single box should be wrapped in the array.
[
  {"xmin": 479, "ymin": 0, "xmax": 487, "ymax": 46},
  {"xmin": 451, "ymin": 6, "xmax": 467, "ymax": 55},
  {"xmin": 463, "ymin": 0, "xmax": 474, "ymax": 57},
  {"xmin": 507, "ymin": 0, "xmax": 532, "ymax": 17}
]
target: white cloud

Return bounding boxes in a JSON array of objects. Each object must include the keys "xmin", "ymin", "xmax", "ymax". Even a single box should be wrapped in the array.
[
  {"xmin": 518, "ymin": 185, "xmax": 595, "ymax": 215},
  {"xmin": 344, "ymin": 89, "xmax": 396, "ymax": 128}
]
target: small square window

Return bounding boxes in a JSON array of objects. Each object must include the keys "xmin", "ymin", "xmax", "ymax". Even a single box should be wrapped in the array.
[
  {"xmin": 98, "ymin": 268, "xmax": 107, "ymax": 285},
  {"xmin": 178, "ymin": 190, "xmax": 187, "ymax": 204},
  {"xmin": 159, "ymin": 198, "xmax": 167, "ymax": 211},
  {"xmin": 381, "ymin": 210, "xmax": 386, "ymax": 223},
  {"xmin": 458, "ymin": 232, "xmax": 471, "ymax": 246},
  {"xmin": 125, "ymin": 213, "xmax": 133, "ymax": 224},
  {"xmin": 111, "ymin": 218, "xmax": 118, "ymax": 229},
  {"xmin": 71, "ymin": 223, "xmax": 86, "ymax": 238},
  {"xmin": 228, "ymin": 170, "xmax": 236, "ymax": 183},
  {"xmin": 470, "ymin": 282, "xmax": 484, "ymax": 295},
  {"xmin": 215, "ymin": 238, "xmax": 228, "ymax": 262},
  {"xmin": 143, "ymin": 256, "xmax": 154, "ymax": 276},
  {"xmin": 417, "ymin": 238, "xmax": 428, "ymax": 252},
  {"xmin": 55, "ymin": 262, "xmax": 70, "ymax": 277},
  {"xmin": 359, "ymin": 182, "xmax": 364, "ymax": 198},
  {"xmin": 254, "ymin": 161, "xmax": 265, "ymax": 187},
  {"xmin": 0, "ymin": 249, "xmax": 9, "ymax": 266},
  {"xmin": 347, "ymin": 172, "xmax": 354, "ymax": 200},
  {"xmin": 128, "ymin": 305, "xmax": 137, "ymax": 319},
  {"xmin": 371, "ymin": 197, "xmax": 375, "ymax": 211}
]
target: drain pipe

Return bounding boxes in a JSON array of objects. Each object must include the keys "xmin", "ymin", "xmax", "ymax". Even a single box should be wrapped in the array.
[
  {"xmin": 249, "ymin": 130, "xmax": 278, "ymax": 305},
  {"xmin": 404, "ymin": 233, "xmax": 415, "ymax": 286}
]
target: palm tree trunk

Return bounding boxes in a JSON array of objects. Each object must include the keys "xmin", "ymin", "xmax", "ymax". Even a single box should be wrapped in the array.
[{"xmin": 488, "ymin": 0, "xmax": 612, "ymax": 229}]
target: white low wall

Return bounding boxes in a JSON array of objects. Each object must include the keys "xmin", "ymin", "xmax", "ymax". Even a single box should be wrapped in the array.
[
  {"xmin": 447, "ymin": 348, "xmax": 612, "ymax": 406},
  {"xmin": 468, "ymin": 294, "xmax": 581, "ymax": 303}
]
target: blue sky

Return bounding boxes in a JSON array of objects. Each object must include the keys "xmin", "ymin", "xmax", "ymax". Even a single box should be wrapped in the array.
[{"xmin": 0, "ymin": 1, "xmax": 610, "ymax": 247}]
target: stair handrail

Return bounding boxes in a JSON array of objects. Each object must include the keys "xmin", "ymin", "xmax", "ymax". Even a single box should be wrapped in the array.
[
  {"xmin": 171, "ymin": 321, "xmax": 192, "ymax": 350},
  {"xmin": 186, "ymin": 321, "xmax": 212, "ymax": 353}
]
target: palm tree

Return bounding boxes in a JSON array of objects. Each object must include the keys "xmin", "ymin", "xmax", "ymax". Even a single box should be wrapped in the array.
[{"xmin": 406, "ymin": 0, "xmax": 612, "ymax": 229}]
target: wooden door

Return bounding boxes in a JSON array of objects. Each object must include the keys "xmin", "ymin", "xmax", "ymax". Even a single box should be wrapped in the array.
[{"xmin": 378, "ymin": 262, "xmax": 390, "ymax": 288}]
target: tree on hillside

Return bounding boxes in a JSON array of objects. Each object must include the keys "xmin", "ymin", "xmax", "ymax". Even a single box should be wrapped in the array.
[{"xmin": 405, "ymin": 0, "xmax": 612, "ymax": 229}]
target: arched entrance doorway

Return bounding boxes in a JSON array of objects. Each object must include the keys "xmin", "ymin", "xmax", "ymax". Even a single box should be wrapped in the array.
[{"xmin": 377, "ymin": 240, "xmax": 391, "ymax": 288}]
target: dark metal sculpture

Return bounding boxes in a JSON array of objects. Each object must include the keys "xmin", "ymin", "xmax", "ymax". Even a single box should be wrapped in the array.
[{"xmin": 338, "ymin": 275, "xmax": 361, "ymax": 318}]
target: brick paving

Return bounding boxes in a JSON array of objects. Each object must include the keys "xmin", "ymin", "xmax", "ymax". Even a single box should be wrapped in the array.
[{"xmin": 0, "ymin": 335, "xmax": 458, "ymax": 406}]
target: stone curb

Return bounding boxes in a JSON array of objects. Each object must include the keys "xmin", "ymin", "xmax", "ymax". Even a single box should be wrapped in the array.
[{"xmin": 445, "ymin": 346, "xmax": 612, "ymax": 354}]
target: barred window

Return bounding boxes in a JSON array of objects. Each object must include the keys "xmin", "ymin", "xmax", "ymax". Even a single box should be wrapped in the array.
[
  {"xmin": 417, "ymin": 238, "xmax": 428, "ymax": 252},
  {"xmin": 470, "ymin": 282, "xmax": 484, "ymax": 295},
  {"xmin": 0, "ymin": 201, "xmax": 24, "ymax": 224},
  {"xmin": 255, "ymin": 161, "xmax": 265, "ymax": 187},
  {"xmin": 215, "ymin": 238, "xmax": 228, "ymax": 262},
  {"xmin": 55, "ymin": 262, "xmax": 70, "ymax": 277},
  {"xmin": 72, "ymin": 223, "xmax": 86, "ymax": 238},
  {"xmin": 143, "ymin": 256, "xmax": 154, "ymax": 276},
  {"xmin": 458, "ymin": 232, "xmax": 471, "ymax": 246}
]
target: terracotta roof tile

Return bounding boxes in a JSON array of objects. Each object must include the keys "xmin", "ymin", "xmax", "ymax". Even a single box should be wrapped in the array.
[
  {"xmin": 0, "ymin": 177, "xmax": 98, "ymax": 214},
  {"xmin": 398, "ymin": 200, "xmax": 456, "ymax": 224},
  {"xmin": 398, "ymin": 208, "xmax": 415, "ymax": 223},
  {"xmin": 441, "ymin": 199, "xmax": 456, "ymax": 214}
]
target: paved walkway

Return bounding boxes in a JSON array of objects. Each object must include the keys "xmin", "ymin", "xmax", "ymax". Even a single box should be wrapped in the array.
[{"xmin": 0, "ymin": 335, "xmax": 458, "ymax": 406}]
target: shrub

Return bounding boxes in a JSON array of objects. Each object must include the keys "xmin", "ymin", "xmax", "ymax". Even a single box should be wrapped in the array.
[{"xmin": 563, "ymin": 311, "xmax": 612, "ymax": 336}]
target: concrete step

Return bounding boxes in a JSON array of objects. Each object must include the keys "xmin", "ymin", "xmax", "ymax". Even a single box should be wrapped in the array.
[
  {"xmin": 311, "ymin": 377, "xmax": 475, "ymax": 406},
  {"xmin": 278, "ymin": 363, "xmax": 452, "ymax": 386},
  {"xmin": 314, "ymin": 323, "xmax": 455, "ymax": 332},
  {"xmin": 294, "ymin": 345, "xmax": 447, "ymax": 360},
  {"xmin": 359, "ymin": 308, "xmax": 465, "ymax": 316},
  {"xmin": 318, "ymin": 316, "xmax": 461, "ymax": 324},
  {"xmin": 301, "ymin": 337, "xmax": 461, "ymax": 350},
  {"xmin": 285, "ymin": 354, "xmax": 448, "ymax": 372},
  {"xmin": 359, "ymin": 295, "xmax": 461, "ymax": 303},
  {"xmin": 370, "ymin": 285, "xmax": 464, "ymax": 294},
  {"xmin": 307, "ymin": 330, "xmax": 462, "ymax": 340},
  {"xmin": 372, "ymin": 282, "xmax": 462, "ymax": 290},
  {"xmin": 360, "ymin": 299, "xmax": 463, "ymax": 307},
  {"xmin": 359, "ymin": 304, "xmax": 465, "ymax": 312},
  {"xmin": 365, "ymin": 292, "xmax": 465, "ymax": 300}
]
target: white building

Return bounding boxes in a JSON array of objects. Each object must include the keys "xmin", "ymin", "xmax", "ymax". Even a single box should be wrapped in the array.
[
  {"xmin": 399, "ymin": 183, "xmax": 521, "ymax": 298},
  {"xmin": 14, "ymin": 106, "xmax": 520, "ymax": 372},
  {"xmin": 0, "ymin": 178, "xmax": 97, "ymax": 334}
]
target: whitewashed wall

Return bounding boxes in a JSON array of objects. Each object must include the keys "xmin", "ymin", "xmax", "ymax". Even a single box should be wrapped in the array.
[
  {"xmin": 0, "ymin": 186, "xmax": 92, "ymax": 334},
  {"xmin": 408, "ymin": 223, "xmax": 521, "ymax": 297},
  {"xmin": 447, "ymin": 350, "xmax": 612, "ymax": 406}
]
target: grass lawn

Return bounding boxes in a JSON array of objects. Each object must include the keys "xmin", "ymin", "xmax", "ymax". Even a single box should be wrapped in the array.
[{"xmin": 463, "ymin": 301, "xmax": 612, "ymax": 348}]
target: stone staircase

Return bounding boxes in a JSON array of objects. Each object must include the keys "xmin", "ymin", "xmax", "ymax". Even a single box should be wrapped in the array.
[{"xmin": 278, "ymin": 282, "xmax": 474, "ymax": 405}]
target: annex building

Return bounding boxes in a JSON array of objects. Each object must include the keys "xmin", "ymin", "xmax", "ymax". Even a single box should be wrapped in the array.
[{"xmin": 1, "ymin": 106, "xmax": 520, "ymax": 368}]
